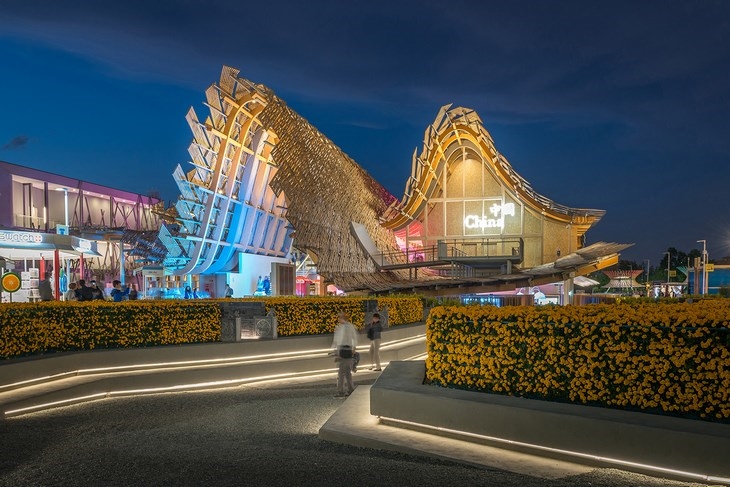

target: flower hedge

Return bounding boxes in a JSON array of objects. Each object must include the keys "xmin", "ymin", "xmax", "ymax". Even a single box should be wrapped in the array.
[
  {"xmin": 240, "ymin": 296, "xmax": 423, "ymax": 336},
  {"xmin": 425, "ymin": 300, "xmax": 730, "ymax": 422},
  {"xmin": 0, "ymin": 296, "xmax": 423, "ymax": 359},
  {"xmin": 0, "ymin": 300, "xmax": 221, "ymax": 359}
]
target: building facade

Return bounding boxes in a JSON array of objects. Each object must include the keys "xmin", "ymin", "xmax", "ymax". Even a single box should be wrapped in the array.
[{"xmin": 161, "ymin": 66, "xmax": 627, "ymax": 297}]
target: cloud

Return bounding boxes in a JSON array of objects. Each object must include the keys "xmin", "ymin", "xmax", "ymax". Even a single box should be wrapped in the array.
[
  {"xmin": 1, "ymin": 0, "xmax": 729, "ymax": 261},
  {"xmin": 2, "ymin": 135, "xmax": 29, "ymax": 150}
]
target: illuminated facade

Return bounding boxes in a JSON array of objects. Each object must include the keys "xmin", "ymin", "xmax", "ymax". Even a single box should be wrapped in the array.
[
  {"xmin": 164, "ymin": 66, "xmax": 627, "ymax": 295},
  {"xmin": 381, "ymin": 105, "xmax": 605, "ymax": 268}
]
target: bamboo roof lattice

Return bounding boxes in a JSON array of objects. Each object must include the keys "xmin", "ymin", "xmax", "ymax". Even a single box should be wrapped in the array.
[{"xmin": 170, "ymin": 66, "xmax": 411, "ymax": 290}]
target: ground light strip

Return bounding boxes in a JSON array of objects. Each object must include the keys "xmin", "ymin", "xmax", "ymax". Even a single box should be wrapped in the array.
[
  {"xmin": 378, "ymin": 417, "xmax": 730, "ymax": 485},
  {"xmin": 4, "ymin": 367, "xmax": 339, "ymax": 417},
  {"xmin": 0, "ymin": 334, "xmax": 426, "ymax": 391},
  {"xmin": 4, "ymin": 353, "xmax": 426, "ymax": 418}
]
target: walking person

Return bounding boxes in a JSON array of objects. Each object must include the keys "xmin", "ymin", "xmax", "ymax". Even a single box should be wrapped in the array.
[
  {"xmin": 331, "ymin": 311, "xmax": 358, "ymax": 398},
  {"xmin": 224, "ymin": 284, "xmax": 233, "ymax": 298},
  {"xmin": 365, "ymin": 312, "xmax": 383, "ymax": 371}
]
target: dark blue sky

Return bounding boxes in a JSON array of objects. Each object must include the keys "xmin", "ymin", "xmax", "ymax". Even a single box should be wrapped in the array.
[{"xmin": 1, "ymin": 1, "xmax": 729, "ymax": 264}]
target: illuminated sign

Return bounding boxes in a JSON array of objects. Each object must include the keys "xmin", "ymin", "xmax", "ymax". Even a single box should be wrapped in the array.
[
  {"xmin": 0, "ymin": 231, "xmax": 44, "ymax": 245},
  {"xmin": 74, "ymin": 238, "xmax": 92, "ymax": 253},
  {"xmin": 464, "ymin": 203, "xmax": 515, "ymax": 230}
]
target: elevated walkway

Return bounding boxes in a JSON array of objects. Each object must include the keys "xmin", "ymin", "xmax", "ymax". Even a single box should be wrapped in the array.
[{"xmin": 0, "ymin": 324, "xmax": 426, "ymax": 418}]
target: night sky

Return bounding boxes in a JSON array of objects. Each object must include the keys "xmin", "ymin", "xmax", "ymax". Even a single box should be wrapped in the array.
[{"xmin": 1, "ymin": 1, "xmax": 729, "ymax": 264}]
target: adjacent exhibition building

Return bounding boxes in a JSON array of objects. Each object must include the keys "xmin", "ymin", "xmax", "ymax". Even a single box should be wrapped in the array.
[{"xmin": 0, "ymin": 161, "xmax": 164, "ymax": 302}]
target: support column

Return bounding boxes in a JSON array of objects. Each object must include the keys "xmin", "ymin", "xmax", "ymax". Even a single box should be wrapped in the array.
[
  {"xmin": 54, "ymin": 249, "xmax": 60, "ymax": 301},
  {"xmin": 119, "ymin": 242, "xmax": 125, "ymax": 285},
  {"xmin": 563, "ymin": 276, "xmax": 574, "ymax": 306}
]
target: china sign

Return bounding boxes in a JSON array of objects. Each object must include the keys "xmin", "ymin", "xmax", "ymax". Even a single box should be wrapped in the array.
[{"xmin": 464, "ymin": 202, "xmax": 515, "ymax": 231}]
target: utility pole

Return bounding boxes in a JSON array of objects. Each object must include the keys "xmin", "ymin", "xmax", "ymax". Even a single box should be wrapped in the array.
[{"xmin": 697, "ymin": 240, "xmax": 708, "ymax": 295}]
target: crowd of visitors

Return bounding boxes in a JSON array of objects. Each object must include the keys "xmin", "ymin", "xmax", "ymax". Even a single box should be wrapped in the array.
[{"xmin": 35, "ymin": 275, "xmax": 212, "ymax": 301}]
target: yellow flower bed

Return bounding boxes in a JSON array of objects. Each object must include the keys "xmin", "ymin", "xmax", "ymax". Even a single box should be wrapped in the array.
[
  {"xmin": 240, "ymin": 296, "xmax": 423, "ymax": 336},
  {"xmin": 0, "ymin": 300, "xmax": 221, "ymax": 359},
  {"xmin": 426, "ymin": 300, "xmax": 730, "ymax": 422},
  {"xmin": 0, "ymin": 296, "xmax": 422, "ymax": 358}
]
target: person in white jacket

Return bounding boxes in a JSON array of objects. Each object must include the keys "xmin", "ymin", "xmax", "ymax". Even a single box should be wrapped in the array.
[{"xmin": 331, "ymin": 311, "xmax": 358, "ymax": 397}]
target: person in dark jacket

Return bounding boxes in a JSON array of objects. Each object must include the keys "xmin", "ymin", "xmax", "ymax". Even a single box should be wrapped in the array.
[
  {"xmin": 77, "ymin": 279, "xmax": 93, "ymax": 301},
  {"xmin": 90, "ymin": 280, "xmax": 105, "ymax": 300},
  {"xmin": 365, "ymin": 313, "xmax": 383, "ymax": 371},
  {"xmin": 38, "ymin": 272, "xmax": 54, "ymax": 301}
]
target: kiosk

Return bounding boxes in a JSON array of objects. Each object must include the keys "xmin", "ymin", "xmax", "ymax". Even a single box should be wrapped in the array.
[{"xmin": 0, "ymin": 229, "xmax": 101, "ymax": 302}]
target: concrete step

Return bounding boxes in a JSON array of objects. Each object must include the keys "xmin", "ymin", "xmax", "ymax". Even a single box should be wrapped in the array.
[
  {"xmin": 1, "ymin": 324, "xmax": 426, "ymax": 418},
  {"xmin": 368, "ymin": 361, "xmax": 730, "ymax": 485}
]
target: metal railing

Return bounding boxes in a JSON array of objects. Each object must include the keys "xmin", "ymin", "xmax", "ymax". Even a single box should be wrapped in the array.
[
  {"xmin": 437, "ymin": 237, "xmax": 523, "ymax": 260},
  {"xmin": 13, "ymin": 214, "xmax": 67, "ymax": 231},
  {"xmin": 372, "ymin": 237, "xmax": 523, "ymax": 271}
]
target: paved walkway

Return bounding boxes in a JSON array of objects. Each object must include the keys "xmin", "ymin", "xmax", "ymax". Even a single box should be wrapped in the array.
[{"xmin": 0, "ymin": 374, "xmax": 713, "ymax": 487}]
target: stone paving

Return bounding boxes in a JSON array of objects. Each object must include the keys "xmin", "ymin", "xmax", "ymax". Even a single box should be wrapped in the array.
[{"xmin": 0, "ymin": 375, "xmax": 715, "ymax": 487}]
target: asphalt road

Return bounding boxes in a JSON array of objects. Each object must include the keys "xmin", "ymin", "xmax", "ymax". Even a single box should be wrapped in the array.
[{"xmin": 0, "ymin": 376, "xmax": 713, "ymax": 487}]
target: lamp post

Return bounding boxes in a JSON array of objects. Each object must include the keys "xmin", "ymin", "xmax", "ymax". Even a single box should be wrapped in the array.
[
  {"xmin": 697, "ymin": 239, "xmax": 707, "ymax": 295},
  {"xmin": 665, "ymin": 251, "xmax": 671, "ymax": 283},
  {"xmin": 644, "ymin": 259, "xmax": 651, "ymax": 297}
]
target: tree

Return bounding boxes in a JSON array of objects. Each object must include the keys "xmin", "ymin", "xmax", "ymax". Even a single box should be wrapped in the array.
[
  {"xmin": 617, "ymin": 259, "xmax": 640, "ymax": 271},
  {"xmin": 656, "ymin": 247, "xmax": 703, "ymax": 282}
]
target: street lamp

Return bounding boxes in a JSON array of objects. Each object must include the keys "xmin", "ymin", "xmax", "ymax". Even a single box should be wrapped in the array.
[
  {"xmin": 697, "ymin": 239, "xmax": 708, "ymax": 295},
  {"xmin": 644, "ymin": 259, "xmax": 651, "ymax": 297},
  {"xmin": 664, "ymin": 252, "xmax": 671, "ymax": 283}
]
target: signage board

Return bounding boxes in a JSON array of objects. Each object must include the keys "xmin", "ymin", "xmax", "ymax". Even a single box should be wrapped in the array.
[
  {"xmin": 1, "ymin": 272, "xmax": 22, "ymax": 293},
  {"xmin": 0, "ymin": 230, "xmax": 44, "ymax": 246}
]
